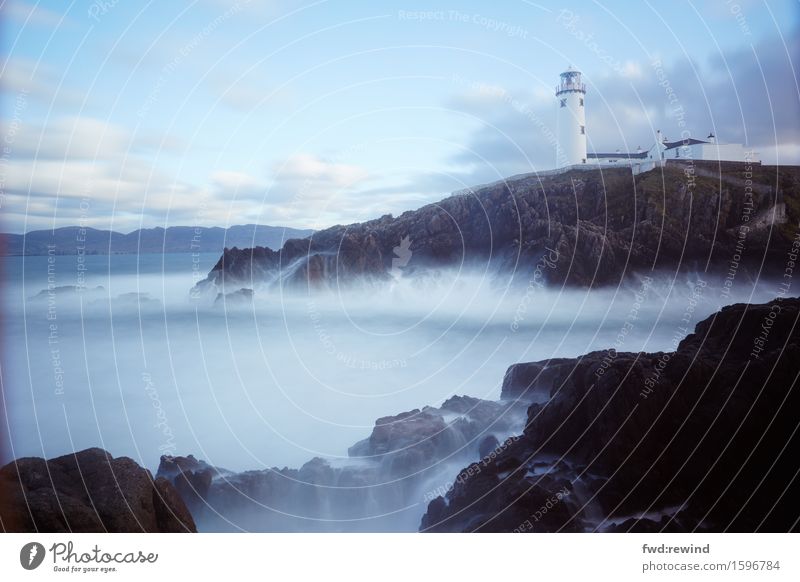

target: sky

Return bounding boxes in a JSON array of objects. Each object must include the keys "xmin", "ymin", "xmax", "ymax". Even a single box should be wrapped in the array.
[{"xmin": 1, "ymin": 0, "xmax": 798, "ymax": 233}]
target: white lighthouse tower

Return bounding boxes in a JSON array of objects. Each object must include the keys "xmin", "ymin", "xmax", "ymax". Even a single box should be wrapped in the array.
[{"xmin": 556, "ymin": 67, "xmax": 587, "ymax": 167}]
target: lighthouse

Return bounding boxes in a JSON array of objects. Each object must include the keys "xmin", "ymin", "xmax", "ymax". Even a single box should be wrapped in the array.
[{"xmin": 556, "ymin": 67, "xmax": 587, "ymax": 167}]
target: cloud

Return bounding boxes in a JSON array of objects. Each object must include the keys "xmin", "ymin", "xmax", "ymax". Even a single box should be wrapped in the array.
[
  {"xmin": 274, "ymin": 153, "xmax": 369, "ymax": 187},
  {"xmin": 1, "ymin": 110, "xmax": 374, "ymax": 232},
  {"xmin": 201, "ymin": 154, "xmax": 421, "ymax": 229},
  {"xmin": 0, "ymin": 57, "xmax": 85, "ymax": 106},
  {"xmin": 4, "ymin": 115, "xmax": 191, "ymax": 162},
  {"xmin": 4, "ymin": 116, "xmax": 132, "ymax": 160},
  {"xmin": 207, "ymin": 73, "xmax": 295, "ymax": 111},
  {"xmin": 451, "ymin": 82, "xmax": 515, "ymax": 109},
  {"xmin": 0, "ymin": 1, "xmax": 69, "ymax": 29},
  {"xmin": 0, "ymin": 115, "xmax": 262, "ymax": 232},
  {"xmin": 227, "ymin": 154, "xmax": 372, "ymax": 226},
  {"xmin": 0, "ymin": 155, "xmax": 271, "ymax": 233},
  {"xmin": 210, "ymin": 170, "xmax": 266, "ymax": 200},
  {"xmin": 444, "ymin": 83, "xmax": 562, "ymax": 182}
]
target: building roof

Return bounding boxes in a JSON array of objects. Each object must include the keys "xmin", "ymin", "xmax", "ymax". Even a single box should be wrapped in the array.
[
  {"xmin": 588, "ymin": 151, "xmax": 649, "ymax": 159},
  {"xmin": 662, "ymin": 138, "xmax": 709, "ymax": 150}
]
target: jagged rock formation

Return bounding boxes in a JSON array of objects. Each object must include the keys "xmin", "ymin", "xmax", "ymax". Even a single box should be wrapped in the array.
[
  {"xmin": 421, "ymin": 297, "xmax": 800, "ymax": 532},
  {"xmin": 155, "ymin": 396, "xmax": 527, "ymax": 532},
  {"xmin": 196, "ymin": 162, "xmax": 799, "ymax": 292},
  {"xmin": 156, "ymin": 455, "xmax": 221, "ymax": 516},
  {"xmin": 0, "ymin": 448, "xmax": 196, "ymax": 532}
]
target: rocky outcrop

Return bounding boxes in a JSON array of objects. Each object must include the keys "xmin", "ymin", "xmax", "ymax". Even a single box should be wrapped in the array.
[
  {"xmin": 0, "ymin": 448, "xmax": 196, "ymax": 532},
  {"xmin": 156, "ymin": 454, "xmax": 225, "ymax": 516},
  {"xmin": 348, "ymin": 396, "xmax": 525, "ymax": 474},
  {"xmin": 421, "ymin": 297, "xmax": 800, "ymax": 532},
  {"xmin": 195, "ymin": 162, "xmax": 799, "ymax": 292},
  {"xmin": 213, "ymin": 287, "xmax": 254, "ymax": 306},
  {"xmin": 155, "ymin": 396, "xmax": 527, "ymax": 532}
]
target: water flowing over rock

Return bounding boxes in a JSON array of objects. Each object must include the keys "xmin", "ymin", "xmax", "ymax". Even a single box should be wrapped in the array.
[
  {"xmin": 155, "ymin": 396, "xmax": 527, "ymax": 532},
  {"xmin": 0, "ymin": 448, "xmax": 196, "ymax": 532},
  {"xmin": 421, "ymin": 297, "xmax": 800, "ymax": 532},
  {"xmin": 195, "ymin": 163, "xmax": 799, "ymax": 294}
]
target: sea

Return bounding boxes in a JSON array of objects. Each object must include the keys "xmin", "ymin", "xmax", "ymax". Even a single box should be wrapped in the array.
[{"xmin": 0, "ymin": 251, "xmax": 781, "ymax": 476}]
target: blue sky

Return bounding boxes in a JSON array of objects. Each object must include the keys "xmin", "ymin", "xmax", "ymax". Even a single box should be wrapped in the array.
[{"xmin": 1, "ymin": 0, "xmax": 798, "ymax": 233}]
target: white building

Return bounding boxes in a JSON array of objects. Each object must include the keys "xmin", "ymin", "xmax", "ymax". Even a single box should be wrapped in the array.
[
  {"xmin": 652, "ymin": 130, "xmax": 757, "ymax": 163},
  {"xmin": 555, "ymin": 67, "xmax": 587, "ymax": 166},
  {"xmin": 555, "ymin": 67, "xmax": 760, "ymax": 171}
]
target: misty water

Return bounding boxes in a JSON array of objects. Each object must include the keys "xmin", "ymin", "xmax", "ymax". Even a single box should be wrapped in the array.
[{"xmin": 0, "ymin": 252, "xmax": 783, "ymax": 529}]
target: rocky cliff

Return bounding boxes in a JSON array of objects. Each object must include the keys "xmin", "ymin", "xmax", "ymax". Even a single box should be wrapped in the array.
[
  {"xmin": 0, "ymin": 448, "xmax": 196, "ymax": 532},
  {"xmin": 196, "ymin": 162, "xmax": 799, "ymax": 292},
  {"xmin": 421, "ymin": 297, "xmax": 800, "ymax": 532}
]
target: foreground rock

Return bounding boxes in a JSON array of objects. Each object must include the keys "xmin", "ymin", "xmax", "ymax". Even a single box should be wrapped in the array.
[
  {"xmin": 156, "ymin": 396, "xmax": 526, "ymax": 532},
  {"xmin": 196, "ymin": 162, "xmax": 799, "ymax": 293},
  {"xmin": 421, "ymin": 298, "xmax": 800, "ymax": 532},
  {"xmin": 0, "ymin": 448, "xmax": 196, "ymax": 532}
]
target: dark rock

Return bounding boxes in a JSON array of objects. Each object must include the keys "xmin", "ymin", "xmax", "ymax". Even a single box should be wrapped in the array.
[
  {"xmin": 478, "ymin": 435, "xmax": 500, "ymax": 459},
  {"xmin": 153, "ymin": 477, "xmax": 197, "ymax": 533},
  {"xmin": 298, "ymin": 457, "xmax": 336, "ymax": 485},
  {"xmin": 420, "ymin": 496, "xmax": 447, "ymax": 530},
  {"xmin": 172, "ymin": 469, "xmax": 213, "ymax": 512},
  {"xmin": 501, "ymin": 358, "xmax": 577, "ymax": 401},
  {"xmin": 347, "ymin": 397, "xmax": 526, "ymax": 474},
  {"xmin": 421, "ymin": 298, "xmax": 800, "ymax": 532},
  {"xmin": 156, "ymin": 454, "xmax": 213, "ymax": 479},
  {"xmin": 155, "ymin": 454, "xmax": 225, "ymax": 517},
  {"xmin": 0, "ymin": 448, "xmax": 196, "ymax": 532},
  {"xmin": 605, "ymin": 515, "xmax": 686, "ymax": 533}
]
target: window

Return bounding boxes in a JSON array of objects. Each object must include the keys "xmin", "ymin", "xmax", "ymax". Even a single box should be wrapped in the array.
[
  {"xmin": 580, "ymin": 126, "xmax": 585, "ymax": 135},
  {"xmin": 579, "ymin": 98, "xmax": 584, "ymax": 106},
  {"xmin": 560, "ymin": 99, "xmax": 566, "ymax": 108}
]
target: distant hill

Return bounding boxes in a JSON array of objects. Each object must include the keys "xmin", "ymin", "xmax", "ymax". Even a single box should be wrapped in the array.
[{"xmin": 0, "ymin": 224, "xmax": 314, "ymax": 256}]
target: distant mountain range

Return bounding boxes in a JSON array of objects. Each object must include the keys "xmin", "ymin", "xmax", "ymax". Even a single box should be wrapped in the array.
[{"xmin": 0, "ymin": 224, "xmax": 315, "ymax": 256}]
